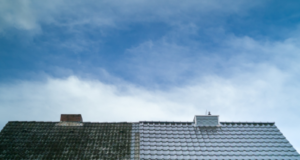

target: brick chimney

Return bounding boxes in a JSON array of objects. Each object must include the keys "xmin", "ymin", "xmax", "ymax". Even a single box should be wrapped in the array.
[{"xmin": 60, "ymin": 114, "xmax": 83, "ymax": 122}]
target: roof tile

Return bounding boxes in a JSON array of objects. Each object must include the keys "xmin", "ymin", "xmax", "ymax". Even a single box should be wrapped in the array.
[{"xmin": 0, "ymin": 120, "xmax": 299, "ymax": 159}]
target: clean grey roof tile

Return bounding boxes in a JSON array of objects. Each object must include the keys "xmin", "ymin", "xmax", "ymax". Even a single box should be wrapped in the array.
[{"xmin": 139, "ymin": 121, "xmax": 300, "ymax": 160}]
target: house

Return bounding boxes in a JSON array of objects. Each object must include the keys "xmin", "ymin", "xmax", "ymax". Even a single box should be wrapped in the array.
[{"xmin": 0, "ymin": 114, "xmax": 299, "ymax": 160}]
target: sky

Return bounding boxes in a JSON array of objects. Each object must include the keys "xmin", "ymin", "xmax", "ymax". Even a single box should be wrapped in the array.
[{"xmin": 1, "ymin": 0, "xmax": 300, "ymax": 151}]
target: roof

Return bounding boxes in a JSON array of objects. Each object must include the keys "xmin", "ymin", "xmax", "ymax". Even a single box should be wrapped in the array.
[{"xmin": 0, "ymin": 119, "xmax": 299, "ymax": 159}]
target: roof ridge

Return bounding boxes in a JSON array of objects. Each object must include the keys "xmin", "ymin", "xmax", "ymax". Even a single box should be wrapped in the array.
[
  {"xmin": 220, "ymin": 121, "xmax": 275, "ymax": 124},
  {"xmin": 7, "ymin": 120, "xmax": 275, "ymax": 124},
  {"xmin": 139, "ymin": 121, "xmax": 275, "ymax": 124}
]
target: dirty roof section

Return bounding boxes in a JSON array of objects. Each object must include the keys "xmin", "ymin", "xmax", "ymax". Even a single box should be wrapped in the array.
[
  {"xmin": 139, "ymin": 121, "xmax": 300, "ymax": 160},
  {"xmin": 0, "ymin": 121, "xmax": 133, "ymax": 159}
]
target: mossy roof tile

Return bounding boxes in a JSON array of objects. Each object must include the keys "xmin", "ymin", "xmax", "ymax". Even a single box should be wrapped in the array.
[{"xmin": 0, "ymin": 122, "xmax": 133, "ymax": 159}]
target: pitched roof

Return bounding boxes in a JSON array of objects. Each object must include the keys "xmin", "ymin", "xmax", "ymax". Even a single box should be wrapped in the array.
[{"xmin": 0, "ymin": 117, "xmax": 299, "ymax": 159}]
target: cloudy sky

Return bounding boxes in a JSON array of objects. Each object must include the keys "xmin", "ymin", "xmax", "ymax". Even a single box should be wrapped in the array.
[{"xmin": 1, "ymin": 0, "xmax": 300, "ymax": 151}]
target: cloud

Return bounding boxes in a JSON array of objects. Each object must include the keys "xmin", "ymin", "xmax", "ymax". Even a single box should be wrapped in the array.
[
  {"xmin": 120, "ymin": 30, "xmax": 300, "ymax": 87},
  {"xmin": 0, "ymin": 0, "xmax": 261, "ymax": 32},
  {"xmin": 0, "ymin": 61, "xmax": 300, "ymax": 151},
  {"xmin": 0, "ymin": 0, "xmax": 61, "ymax": 33},
  {"xmin": 0, "ymin": 0, "xmax": 38, "ymax": 31}
]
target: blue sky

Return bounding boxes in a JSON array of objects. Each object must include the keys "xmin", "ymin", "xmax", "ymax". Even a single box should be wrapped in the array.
[{"xmin": 1, "ymin": 0, "xmax": 300, "ymax": 151}]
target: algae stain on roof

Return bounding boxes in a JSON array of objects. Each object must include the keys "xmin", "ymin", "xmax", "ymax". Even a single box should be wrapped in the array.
[{"xmin": 0, "ymin": 121, "xmax": 132, "ymax": 159}]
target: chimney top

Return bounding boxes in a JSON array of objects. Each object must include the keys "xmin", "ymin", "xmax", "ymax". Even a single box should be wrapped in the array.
[
  {"xmin": 60, "ymin": 114, "xmax": 83, "ymax": 122},
  {"xmin": 193, "ymin": 115, "xmax": 219, "ymax": 127}
]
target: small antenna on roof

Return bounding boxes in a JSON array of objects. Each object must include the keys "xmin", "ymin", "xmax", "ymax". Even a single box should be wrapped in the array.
[{"xmin": 205, "ymin": 110, "xmax": 207, "ymax": 115}]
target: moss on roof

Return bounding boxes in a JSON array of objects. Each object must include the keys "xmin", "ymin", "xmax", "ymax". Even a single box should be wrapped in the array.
[{"xmin": 0, "ymin": 122, "xmax": 132, "ymax": 159}]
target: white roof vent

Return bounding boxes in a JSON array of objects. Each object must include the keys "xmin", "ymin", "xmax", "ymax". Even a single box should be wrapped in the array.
[{"xmin": 194, "ymin": 115, "xmax": 219, "ymax": 127}]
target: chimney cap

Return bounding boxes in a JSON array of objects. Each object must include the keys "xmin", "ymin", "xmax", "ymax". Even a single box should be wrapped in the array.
[
  {"xmin": 60, "ymin": 114, "xmax": 83, "ymax": 122},
  {"xmin": 194, "ymin": 115, "xmax": 219, "ymax": 127}
]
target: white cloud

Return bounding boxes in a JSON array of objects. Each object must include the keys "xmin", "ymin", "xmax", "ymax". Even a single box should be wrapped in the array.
[
  {"xmin": 0, "ymin": 0, "xmax": 37, "ymax": 31},
  {"xmin": 0, "ymin": 0, "xmax": 59, "ymax": 32},
  {"xmin": 0, "ymin": 0, "xmax": 261, "ymax": 32},
  {"xmin": 1, "ymin": 62, "xmax": 300, "ymax": 151},
  {"xmin": 122, "ymin": 33, "xmax": 300, "ymax": 87}
]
